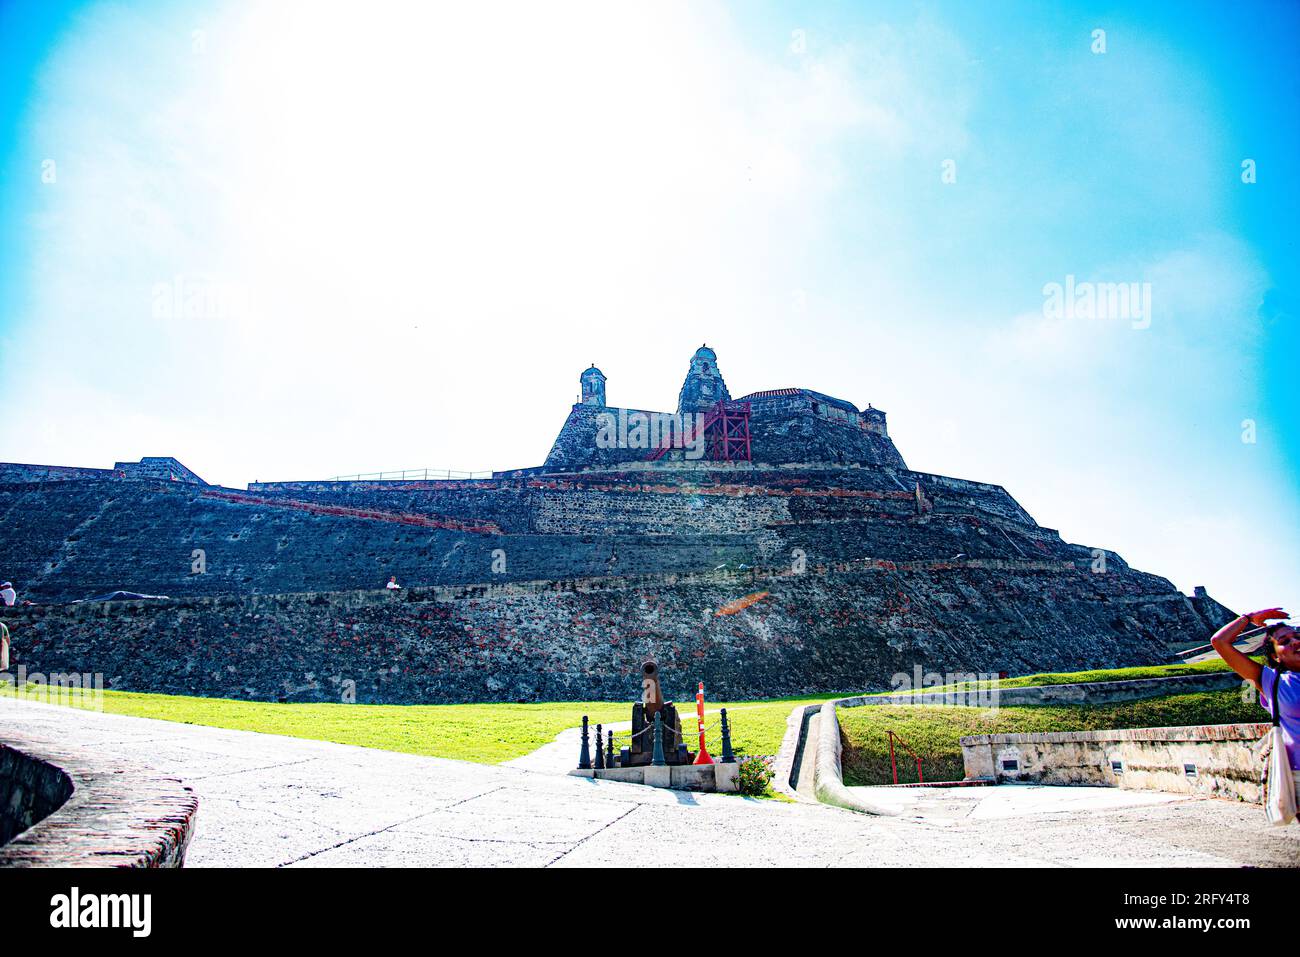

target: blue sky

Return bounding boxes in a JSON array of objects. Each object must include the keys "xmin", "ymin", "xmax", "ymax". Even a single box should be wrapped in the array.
[{"xmin": 0, "ymin": 0, "xmax": 1296, "ymax": 616}]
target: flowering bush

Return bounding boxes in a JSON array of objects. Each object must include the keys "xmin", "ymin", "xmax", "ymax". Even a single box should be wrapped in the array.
[{"xmin": 736, "ymin": 755, "xmax": 774, "ymax": 796}]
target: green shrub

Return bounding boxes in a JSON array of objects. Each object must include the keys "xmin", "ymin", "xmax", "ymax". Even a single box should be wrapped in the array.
[{"xmin": 736, "ymin": 755, "xmax": 774, "ymax": 796}]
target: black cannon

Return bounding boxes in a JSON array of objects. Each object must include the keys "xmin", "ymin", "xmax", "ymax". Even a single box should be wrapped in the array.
[{"xmin": 620, "ymin": 660, "xmax": 692, "ymax": 767}]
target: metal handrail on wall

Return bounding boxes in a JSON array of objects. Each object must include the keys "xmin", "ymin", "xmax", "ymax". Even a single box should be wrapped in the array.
[
  {"xmin": 886, "ymin": 729, "xmax": 924, "ymax": 785},
  {"xmin": 328, "ymin": 468, "xmax": 494, "ymax": 481}
]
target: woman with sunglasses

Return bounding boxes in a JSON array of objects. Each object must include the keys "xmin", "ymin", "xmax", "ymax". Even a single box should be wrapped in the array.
[{"xmin": 1211, "ymin": 607, "xmax": 1300, "ymax": 804}]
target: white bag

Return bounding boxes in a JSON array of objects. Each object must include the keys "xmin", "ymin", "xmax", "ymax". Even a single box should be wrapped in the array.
[
  {"xmin": 1259, "ymin": 669, "xmax": 1297, "ymax": 827},
  {"xmin": 1259, "ymin": 727, "xmax": 1296, "ymax": 826}
]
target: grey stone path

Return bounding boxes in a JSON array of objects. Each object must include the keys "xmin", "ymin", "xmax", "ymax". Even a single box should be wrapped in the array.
[{"xmin": 3, "ymin": 697, "xmax": 1297, "ymax": 867}]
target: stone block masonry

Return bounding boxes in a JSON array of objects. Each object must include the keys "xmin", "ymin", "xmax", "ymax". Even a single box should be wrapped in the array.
[
  {"xmin": 3, "ymin": 556, "xmax": 1219, "ymax": 704},
  {"xmin": 960, "ymin": 723, "xmax": 1272, "ymax": 804},
  {"xmin": 0, "ymin": 345, "xmax": 1239, "ymax": 702},
  {"xmin": 0, "ymin": 456, "xmax": 205, "ymax": 486},
  {"xmin": 1, "ymin": 464, "xmax": 1162, "ymax": 606}
]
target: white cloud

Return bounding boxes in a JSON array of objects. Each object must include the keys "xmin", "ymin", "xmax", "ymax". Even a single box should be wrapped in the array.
[{"xmin": 9, "ymin": 0, "xmax": 978, "ymax": 486}]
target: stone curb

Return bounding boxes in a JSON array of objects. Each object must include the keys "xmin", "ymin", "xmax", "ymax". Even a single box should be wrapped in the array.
[
  {"xmin": 0, "ymin": 728, "xmax": 199, "ymax": 868},
  {"xmin": 811, "ymin": 702, "xmax": 901, "ymax": 816},
  {"xmin": 771, "ymin": 702, "xmax": 823, "ymax": 801}
]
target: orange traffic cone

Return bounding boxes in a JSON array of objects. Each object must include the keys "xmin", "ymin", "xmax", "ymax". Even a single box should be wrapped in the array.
[{"xmin": 693, "ymin": 680, "xmax": 714, "ymax": 764}]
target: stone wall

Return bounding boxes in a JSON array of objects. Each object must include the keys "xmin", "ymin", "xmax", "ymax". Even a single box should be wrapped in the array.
[
  {"xmin": 0, "ymin": 462, "xmax": 114, "ymax": 484},
  {"xmin": 0, "ymin": 456, "xmax": 204, "ymax": 486},
  {"xmin": 2, "ymin": 557, "xmax": 1222, "ymax": 704},
  {"xmin": 542, "ymin": 405, "xmax": 670, "ymax": 472},
  {"xmin": 0, "ymin": 466, "xmax": 1103, "ymax": 604},
  {"xmin": 540, "ymin": 402, "xmax": 908, "ymax": 471},
  {"xmin": 112, "ymin": 456, "xmax": 206, "ymax": 485},
  {"xmin": 960, "ymin": 723, "xmax": 1272, "ymax": 803},
  {"xmin": 0, "ymin": 744, "xmax": 73, "ymax": 845},
  {"xmin": 747, "ymin": 406, "xmax": 907, "ymax": 469},
  {"xmin": 0, "ymin": 454, "xmax": 1235, "ymax": 698}
]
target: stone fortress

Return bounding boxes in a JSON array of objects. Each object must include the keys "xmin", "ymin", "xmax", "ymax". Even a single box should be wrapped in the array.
[
  {"xmin": 539, "ymin": 345, "xmax": 903, "ymax": 473},
  {"xmin": 0, "ymin": 346, "xmax": 1233, "ymax": 704}
]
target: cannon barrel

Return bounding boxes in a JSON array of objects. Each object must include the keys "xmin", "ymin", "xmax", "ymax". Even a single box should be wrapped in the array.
[{"xmin": 641, "ymin": 659, "xmax": 664, "ymax": 718}]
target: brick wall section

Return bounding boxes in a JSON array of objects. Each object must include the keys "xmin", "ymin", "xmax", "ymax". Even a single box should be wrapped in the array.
[
  {"xmin": 2, "ymin": 559, "xmax": 1226, "ymax": 704},
  {"xmin": 0, "ymin": 734, "xmax": 197, "ymax": 867}
]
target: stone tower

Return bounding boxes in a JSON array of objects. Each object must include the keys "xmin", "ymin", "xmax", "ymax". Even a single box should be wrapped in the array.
[
  {"xmin": 676, "ymin": 345, "xmax": 731, "ymax": 414},
  {"xmin": 580, "ymin": 365, "xmax": 606, "ymax": 407}
]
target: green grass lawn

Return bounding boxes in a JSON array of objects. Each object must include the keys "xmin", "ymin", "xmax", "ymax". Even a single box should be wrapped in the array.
[
  {"xmin": 0, "ymin": 683, "xmax": 833, "ymax": 765},
  {"xmin": 867, "ymin": 659, "xmax": 1233, "ymax": 697},
  {"xmin": 0, "ymin": 659, "xmax": 1248, "ymax": 774},
  {"xmin": 839, "ymin": 688, "xmax": 1264, "ymax": 786}
]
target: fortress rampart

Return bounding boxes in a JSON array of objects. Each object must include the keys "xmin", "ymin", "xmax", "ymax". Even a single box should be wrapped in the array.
[
  {"xmin": 0, "ymin": 346, "xmax": 1236, "ymax": 700},
  {"xmin": 4, "ymin": 465, "xmax": 1081, "ymax": 604},
  {"xmin": 2, "ymin": 557, "xmax": 1219, "ymax": 704}
]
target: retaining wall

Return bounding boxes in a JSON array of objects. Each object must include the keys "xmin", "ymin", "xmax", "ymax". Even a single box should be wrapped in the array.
[
  {"xmin": 0, "ymin": 558, "xmax": 1210, "ymax": 704},
  {"xmin": 0, "ymin": 745, "xmax": 73, "ymax": 846},
  {"xmin": 784, "ymin": 670, "xmax": 1244, "ymax": 811},
  {"xmin": 960, "ymin": 723, "xmax": 1272, "ymax": 803},
  {"xmin": 0, "ymin": 470, "xmax": 1066, "ymax": 604}
]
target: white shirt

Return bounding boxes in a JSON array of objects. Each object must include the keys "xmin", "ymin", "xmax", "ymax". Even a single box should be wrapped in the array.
[
  {"xmin": 0, "ymin": 587, "xmax": 15, "ymax": 607},
  {"xmin": 385, "ymin": 581, "xmax": 401, "ymax": 590}
]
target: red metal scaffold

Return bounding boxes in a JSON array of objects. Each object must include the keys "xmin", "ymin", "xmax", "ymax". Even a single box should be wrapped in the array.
[{"xmin": 647, "ymin": 400, "xmax": 751, "ymax": 463}]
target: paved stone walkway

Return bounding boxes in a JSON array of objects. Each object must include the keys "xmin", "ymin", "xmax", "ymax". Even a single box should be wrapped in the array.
[
  {"xmin": 849, "ymin": 783, "xmax": 1190, "ymax": 821},
  {"xmin": 3, "ymin": 697, "xmax": 1297, "ymax": 867}
]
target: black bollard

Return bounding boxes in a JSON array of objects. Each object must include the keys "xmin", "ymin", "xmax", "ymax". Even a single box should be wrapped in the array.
[
  {"xmin": 594, "ymin": 724, "xmax": 606, "ymax": 769},
  {"xmin": 720, "ymin": 707, "xmax": 736, "ymax": 763},
  {"xmin": 578, "ymin": 715, "xmax": 592, "ymax": 770},
  {"xmin": 606, "ymin": 729, "xmax": 616, "ymax": 768},
  {"xmin": 651, "ymin": 712, "xmax": 667, "ymax": 766}
]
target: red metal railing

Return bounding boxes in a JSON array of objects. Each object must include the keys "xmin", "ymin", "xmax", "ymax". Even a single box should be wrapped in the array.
[
  {"xmin": 197, "ymin": 489, "xmax": 502, "ymax": 535},
  {"xmin": 887, "ymin": 729, "xmax": 923, "ymax": 785},
  {"xmin": 328, "ymin": 468, "xmax": 493, "ymax": 481}
]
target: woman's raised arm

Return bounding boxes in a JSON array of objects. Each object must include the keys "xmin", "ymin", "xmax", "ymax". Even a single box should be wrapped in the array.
[{"xmin": 1210, "ymin": 608, "xmax": 1286, "ymax": 689}]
